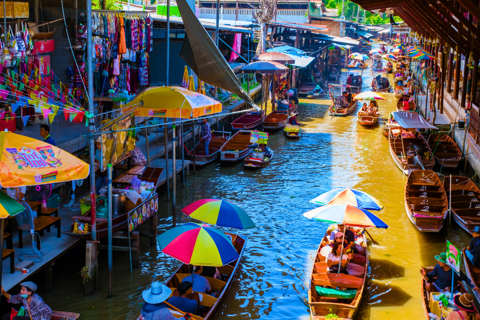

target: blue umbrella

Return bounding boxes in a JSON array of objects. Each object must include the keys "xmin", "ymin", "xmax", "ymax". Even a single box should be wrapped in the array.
[{"xmin": 310, "ymin": 187, "xmax": 384, "ymax": 211}]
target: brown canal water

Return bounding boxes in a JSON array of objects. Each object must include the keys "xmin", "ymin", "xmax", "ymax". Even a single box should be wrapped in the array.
[{"xmin": 41, "ymin": 63, "xmax": 473, "ymax": 319}]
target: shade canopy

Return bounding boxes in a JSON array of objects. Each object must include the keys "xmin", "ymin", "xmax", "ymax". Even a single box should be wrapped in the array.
[
  {"xmin": 125, "ymin": 86, "xmax": 222, "ymax": 118},
  {"xmin": 157, "ymin": 223, "xmax": 239, "ymax": 266},
  {"xmin": 241, "ymin": 61, "xmax": 289, "ymax": 74},
  {"xmin": 369, "ymin": 49, "xmax": 383, "ymax": 54},
  {"xmin": 0, "ymin": 193, "xmax": 25, "ymax": 218},
  {"xmin": 0, "ymin": 132, "xmax": 89, "ymax": 187},
  {"xmin": 267, "ymin": 45, "xmax": 305, "ymax": 56},
  {"xmin": 310, "ymin": 188, "xmax": 384, "ymax": 211},
  {"xmin": 182, "ymin": 199, "xmax": 255, "ymax": 229},
  {"xmin": 303, "ymin": 204, "xmax": 389, "ymax": 228},
  {"xmin": 256, "ymin": 52, "xmax": 295, "ymax": 64},
  {"xmin": 354, "ymin": 91, "xmax": 386, "ymax": 100},
  {"xmin": 383, "ymin": 54, "xmax": 397, "ymax": 61},
  {"xmin": 392, "ymin": 111, "xmax": 438, "ymax": 129}
]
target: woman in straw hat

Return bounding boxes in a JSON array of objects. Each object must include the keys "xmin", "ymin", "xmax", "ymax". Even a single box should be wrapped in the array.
[{"xmin": 445, "ymin": 293, "xmax": 480, "ymax": 320}]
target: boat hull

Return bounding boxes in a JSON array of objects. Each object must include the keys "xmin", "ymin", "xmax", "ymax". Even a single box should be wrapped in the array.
[
  {"xmin": 220, "ymin": 130, "xmax": 254, "ymax": 163},
  {"xmin": 357, "ymin": 112, "xmax": 379, "ymax": 126},
  {"xmin": 263, "ymin": 112, "xmax": 289, "ymax": 132},
  {"xmin": 328, "ymin": 101, "xmax": 358, "ymax": 117},
  {"xmin": 244, "ymin": 153, "xmax": 273, "ymax": 168},
  {"xmin": 188, "ymin": 131, "xmax": 230, "ymax": 167},
  {"xmin": 231, "ymin": 112, "xmax": 264, "ymax": 131},
  {"xmin": 428, "ymin": 133, "xmax": 462, "ymax": 168},
  {"xmin": 284, "ymin": 130, "xmax": 301, "ymax": 139},
  {"xmin": 388, "ymin": 131, "xmax": 435, "ymax": 175},
  {"xmin": 463, "ymin": 249, "xmax": 480, "ymax": 305}
]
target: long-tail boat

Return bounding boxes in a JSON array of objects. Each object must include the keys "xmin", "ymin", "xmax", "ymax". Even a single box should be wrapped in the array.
[
  {"xmin": 463, "ymin": 248, "xmax": 480, "ymax": 305},
  {"xmin": 428, "ymin": 133, "xmax": 462, "ymax": 168},
  {"xmin": 444, "ymin": 175, "xmax": 480, "ymax": 235},
  {"xmin": 308, "ymin": 227, "xmax": 367, "ymax": 319},
  {"xmin": 262, "ymin": 112, "xmax": 289, "ymax": 132},
  {"xmin": 404, "ymin": 170, "xmax": 448, "ymax": 232},
  {"xmin": 220, "ymin": 130, "xmax": 254, "ymax": 163},
  {"xmin": 231, "ymin": 111, "xmax": 263, "ymax": 131},
  {"xmin": 357, "ymin": 111, "xmax": 379, "ymax": 126},
  {"xmin": 188, "ymin": 131, "xmax": 231, "ymax": 167}
]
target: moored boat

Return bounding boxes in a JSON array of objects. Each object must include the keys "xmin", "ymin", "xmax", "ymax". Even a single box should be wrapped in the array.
[
  {"xmin": 463, "ymin": 248, "xmax": 480, "ymax": 305},
  {"xmin": 262, "ymin": 112, "xmax": 289, "ymax": 131},
  {"xmin": 444, "ymin": 175, "xmax": 480, "ymax": 235},
  {"xmin": 308, "ymin": 227, "xmax": 368, "ymax": 320},
  {"xmin": 428, "ymin": 133, "xmax": 462, "ymax": 168},
  {"xmin": 220, "ymin": 130, "xmax": 254, "ymax": 163},
  {"xmin": 188, "ymin": 131, "xmax": 231, "ymax": 167},
  {"xmin": 404, "ymin": 170, "xmax": 448, "ymax": 232},
  {"xmin": 231, "ymin": 111, "xmax": 264, "ymax": 131},
  {"xmin": 52, "ymin": 311, "xmax": 80, "ymax": 320},
  {"xmin": 150, "ymin": 233, "xmax": 247, "ymax": 320}
]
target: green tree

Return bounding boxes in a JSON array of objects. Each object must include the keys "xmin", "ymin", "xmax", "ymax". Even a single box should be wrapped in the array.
[
  {"xmin": 92, "ymin": 0, "xmax": 122, "ymax": 10},
  {"xmin": 325, "ymin": 0, "xmax": 402, "ymax": 25}
]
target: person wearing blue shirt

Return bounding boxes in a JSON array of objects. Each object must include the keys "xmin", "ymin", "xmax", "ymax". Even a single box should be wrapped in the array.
[
  {"xmin": 40, "ymin": 124, "xmax": 56, "ymax": 146},
  {"xmin": 182, "ymin": 266, "xmax": 214, "ymax": 296},
  {"xmin": 466, "ymin": 226, "xmax": 480, "ymax": 268},
  {"xmin": 167, "ymin": 281, "xmax": 198, "ymax": 315},
  {"xmin": 198, "ymin": 119, "xmax": 211, "ymax": 156}
]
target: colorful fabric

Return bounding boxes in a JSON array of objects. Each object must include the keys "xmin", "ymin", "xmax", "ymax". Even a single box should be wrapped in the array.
[
  {"xmin": 229, "ymin": 33, "xmax": 242, "ymax": 62},
  {"xmin": 303, "ymin": 204, "xmax": 388, "ymax": 228},
  {"xmin": 8, "ymin": 293, "xmax": 52, "ymax": 320},
  {"xmin": 118, "ymin": 16, "xmax": 127, "ymax": 55},
  {"xmin": 310, "ymin": 188, "xmax": 383, "ymax": 210}
]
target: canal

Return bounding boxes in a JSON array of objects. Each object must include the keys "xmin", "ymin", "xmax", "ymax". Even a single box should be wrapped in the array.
[{"xmin": 42, "ymin": 62, "xmax": 473, "ymax": 320}]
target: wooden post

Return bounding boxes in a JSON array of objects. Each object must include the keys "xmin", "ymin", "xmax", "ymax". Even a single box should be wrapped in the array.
[
  {"xmin": 461, "ymin": 56, "xmax": 469, "ymax": 109},
  {"xmin": 45, "ymin": 261, "xmax": 55, "ymax": 292},
  {"xmin": 150, "ymin": 216, "xmax": 158, "ymax": 246},
  {"xmin": 132, "ymin": 231, "xmax": 140, "ymax": 268},
  {"xmin": 454, "ymin": 52, "xmax": 461, "ymax": 100},
  {"xmin": 84, "ymin": 241, "xmax": 98, "ymax": 295},
  {"xmin": 447, "ymin": 50, "xmax": 453, "ymax": 93},
  {"xmin": 472, "ymin": 56, "xmax": 479, "ymax": 105},
  {"xmin": 440, "ymin": 48, "xmax": 446, "ymax": 114}
]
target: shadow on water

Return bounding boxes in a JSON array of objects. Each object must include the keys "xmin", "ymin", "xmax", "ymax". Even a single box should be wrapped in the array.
[{"xmin": 369, "ymin": 258, "xmax": 406, "ymax": 280}]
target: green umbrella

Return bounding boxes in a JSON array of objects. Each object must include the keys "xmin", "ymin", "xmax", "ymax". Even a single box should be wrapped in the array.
[{"xmin": 0, "ymin": 192, "xmax": 24, "ymax": 218}]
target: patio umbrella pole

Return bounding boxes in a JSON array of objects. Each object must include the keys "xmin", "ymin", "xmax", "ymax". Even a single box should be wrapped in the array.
[
  {"xmin": 193, "ymin": 123, "xmax": 196, "ymax": 174},
  {"xmin": 338, "ymin": 231, "xmax": 345, "ymax": 274},
  {"xmin": 181, "ymin": 124, "xmax": 185, "ymax": 187},
  {"xmin": 107, "ymin": 164, "xmax": 113, "ymax": 297}
]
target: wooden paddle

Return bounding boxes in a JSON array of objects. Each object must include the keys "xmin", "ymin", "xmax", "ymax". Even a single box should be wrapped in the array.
[{"xmin": 365, "ymin": 229, "xmax": 379, "ymax": 245}]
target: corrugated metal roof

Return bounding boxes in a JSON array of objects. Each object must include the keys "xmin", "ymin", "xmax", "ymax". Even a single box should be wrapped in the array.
[{"xmin": 150, "ymin": 14, "xmax": 253, "ymax": 33}]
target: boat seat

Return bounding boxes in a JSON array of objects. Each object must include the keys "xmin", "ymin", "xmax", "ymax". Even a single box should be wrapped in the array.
[
  {"xmin": 312, "ymin": 273, "xmax": 363, "ymax": 289},
  {"xmin": 168, "ymin": 288, "xmax": 218, "ymax": 307},
  {"xmin": 409, "ymin": 205, "xmax": 445, "ymax": 212},
  {"xmin": 407, "ymin": 191, "xmax": 445, "ymax": 198},
  {"xmin": 314, "ymin": 262, "xmax": 328, "ymax": 274},
  {"xmin": 434, "ymin": 152, "xmax": 460, "ymax": 158},
  {"xmin": 407, "ymin": 197, "xmax": 446, "ymax": 206},
  {"xmin": 175, "ymin": 273, "xmax": 227, "ymax": 292},
  {"xmin": 450, "ymin": 190, "xmax": 480, "ymax": 196},
  {"xmin": 451, "ymin": 195, "xmax": 480, "ymax": 202},
  {"xmin": 412, "ymin": 211, "xmax": 445, "ymax": 218},
  {"xmin": 409, "ymin": 185, "xmax": 441, "ymax": 191}
]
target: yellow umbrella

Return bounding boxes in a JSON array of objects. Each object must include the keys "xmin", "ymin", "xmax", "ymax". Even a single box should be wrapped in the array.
[
  {"xmin": 125, "ymin": 86, "xmax": 222, "ymax": 119},
  {"xmin": 0, "ymin": 131, "xmax": 89, "ymax": 187},
  {"xmin": 181, "ymin": 66, "xmax": 189, "ymax": 89},
  {"xmin": 197, "ymin": 80, "xmax": 206, "ymax": 95},
  {"xmin": 188, "ymin": 75, "xmax": 195, "ymax": 91}
]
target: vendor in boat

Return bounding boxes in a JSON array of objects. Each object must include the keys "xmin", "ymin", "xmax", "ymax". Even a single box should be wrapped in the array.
[
  {"xmin": 335, "ymin": 92, "xmax": 348, "ymax": 108},
  {"xmin": 259, "ymin": 144, "xmax": 272, "ymax": 158},
  {"xmin": 420, "ymin": 252, "xmax": 479, "ymax": 294},
  {"xmin": 444, "ymin": 293, "xmax": 480, "ymax": 320},
  {"xmin": 1, "ymin": 282, "xmax": 52, "ymax": 320},
  {"xmin": 138, "ymin": 282, "xmax": 176, "ymax": 320},
  {"xmin": 288, "ymin": 114, "xmax": 299, "ymax": 125},
  {"xmin": 346, "ymin": 74, "xmax": 353, "ymax": 86},
  {"xmin": 465, "ymin": 226, "xmax": 480, "ymax": 269},
  {"xmin": 199, "ymin": 118, "xmax": 212, "ymax": 156},
  {"xmin": 167, "ymin": 281, "xmax": 199, "ymax": 315}
]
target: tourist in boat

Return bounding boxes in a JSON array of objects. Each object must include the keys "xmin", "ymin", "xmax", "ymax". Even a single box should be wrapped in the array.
[
  {"xmin": 329, "ymin": 224, "xmax": 365, "ymax": 254},
  {"xmin": 420, "ymin": 252, "xmax": 479, "ymax": 293},
  {"xmin": 199, "ymin": 118, "xmax": 212, "ymax": 156},
  {"xmin": 1, "ymin": 282, "xmax": 52, "ymax": 320},
  {"xmin": 465, "ymin": 226, "xmax": 480, "ymax": 268},
  {"xmin": 354, "ymin": 60, "xmax": 361, "ymax": 67},
  {"xmin": 138, "ymin": 282, "xmax": 175, "ymax": 320},
  {"xmin": 347, "ymin": 74, "xmax": 353, "ymax": 85},
  {"xmin": 335, "ymin": 92, "xmax": 348, "ymax": 108},
  {"xmin": 167, "ymin": 281, "xmax": 199, "ymax": 315},
  {"xmin": 386, "ymin": 61, "xmax": 393, "ymax": 70},
  {"xmin": 326, "ymin": 242, "xmax": 365, "ymax": 276},
  {"xmin": 445, "ymin": 293, "xmax": 480, "ymax": 320},
  {"xmin": 182, "ymin": 266, "xmax": 216, "ymax": 297},
  {"xmin": 202, "ymin": 266, "xmax": 222, "ymax": 280},
  {"xmin": 361, "ymin": 103, "xmax": 367, "ymax": 112},
  {"xmin": 346, "ymin": 88, "xmax": 353, "ymax": 104}
]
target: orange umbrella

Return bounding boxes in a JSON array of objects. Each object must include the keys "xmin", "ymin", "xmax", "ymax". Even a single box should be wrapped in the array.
[{"xmin": 0, "ymin": 131, "xmax": 89, "ymax": 187}]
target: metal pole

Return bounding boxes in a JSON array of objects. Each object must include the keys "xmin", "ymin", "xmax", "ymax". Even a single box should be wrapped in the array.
[
  {"xmin": 164, "ymin": 119, "xmax": 170, "ymax": 200},
  {"xmin": 449, "ymin": 174, "xmax": 452, "ymax": 226},
  {"xmin": 172, "ymin": 124, "xmax": 177, "ymax": 227},
  {"xmin": 87, "ymin": 0, "xmax": 96, "ymax": 243},
  {"xmin": 166, "ymin": 0, "xmax": 170, "ymax": 86},
  {"xmin": 181, "ymin": 124, "xmax": 185, "ymax": 187},
  {"xmin": 215, "ymin": 0, "xmax": 220, "ymax": 46},
  {"xmin": 0, "ymin": 219, "xmax": 4, "ymax": 311},
  {"xmin": 192, "ymin": 123, "xmax": 196, "ymax": 174},
  {"xmin": 107, "ymin": 164, "xmax": 113, "ymax": 297},
  {"xmin": 145, "ymin": 127, "xmax": 151, "ymax": 167}
]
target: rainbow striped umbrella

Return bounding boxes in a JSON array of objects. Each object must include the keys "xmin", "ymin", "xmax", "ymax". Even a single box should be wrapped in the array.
[
  {"xmin": 0, "ymin": 192, "xmax": 24, "ymax": 218},
  {"xmin": 310, "ymin": 188, "xmax": 384, "ymax": 210},
  {"xmin": 383, "ymin": 54, "xmax": 397, "ymax": 61},
  {"xmin": 348, "ymin": 52, "xmax": 362, "ymax": 59},
  {"xmin": 182, "ymin": 199, "xmax": 255, "ymax": 229},
  {"xmin": 157, "ymin": 223, "xmax": 239, "ymax": 266},
  {"xmin": 369, "ymin": 48, "xmax": 383, "ymax": 55},
  {"xmin": 353, "ymin": 91, "xmax": 386, "ymax": 101},
  {"xmin": 411, "ymin": 52, "xmax": 435, "ymax": 60},
  {"xmin": 392, "ymin": 48, "xmax": 402, "ymax": 53},
  {"xmin": 396, "ymin": 44, "xmax": 405, "ymax": 50},
  {"xmin": 406, "ymin": 46, "xmax": 419, "ymax": 52},
  {"xmin": 303, "ymin": 204, "xmax": 388, "ymax": 228}
]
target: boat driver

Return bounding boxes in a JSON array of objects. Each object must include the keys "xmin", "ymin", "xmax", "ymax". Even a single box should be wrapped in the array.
[{"xmin": 465, "ymin": 226, "xmax": 480, "ymax": 268}]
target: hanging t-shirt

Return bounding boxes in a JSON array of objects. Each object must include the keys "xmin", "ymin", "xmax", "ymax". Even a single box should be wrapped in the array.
[{"xmin": 113, "ymin": 57, "xmax": 120, "ymax": 76}]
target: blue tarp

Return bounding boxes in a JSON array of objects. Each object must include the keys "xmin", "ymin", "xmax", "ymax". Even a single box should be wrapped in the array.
[{"xmin": 266, "ymin": 46, "xmax": 314, "ymax": 68}]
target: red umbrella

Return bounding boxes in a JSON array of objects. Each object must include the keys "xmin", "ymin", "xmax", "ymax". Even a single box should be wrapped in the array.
[{"xmin": 255, "ymin": 52, "xmax": 295, "ymax": 64}]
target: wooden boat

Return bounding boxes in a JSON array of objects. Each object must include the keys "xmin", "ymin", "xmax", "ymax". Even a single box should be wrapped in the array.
[
  {"xmin": 263, "ymin": 112, "xmax": 288, "ymax": 131},
  {"xmin": 220, "ymin": 130, "xmax": 254, "ymax": 163},
  {"xmin": 152, "ymin": 233, "xmax": 247, "ymax": 320},
  {"xmin": 188, "ymin": 131, "xmax": 231, "ymax": 167},
  {"xmin": 463, "ymin": 248, "xmax": 480, "ymax": 305},
  {"xmin": 284, "ymin": 125, "xmax": 301, "ymax": 139},
  {"xmin": 244, "ymin": 150, "xmax": 274, "ymax": 168},
  {"xmin": 52, "ymin": 311, "xmax": 80, "ymax": 320},
  {"xmin": 357, "ymin": 111, "xmax": 379, "ymax": 126},
  {"xmin": 444, "ymin": 175, "xmax": 480, "ymax": 235},
  {"xmin": 404, "ymin": 170, "xmax": 448, "ymax": 232},
  {"xmin": 67, "ymin": 209, "xmax": 128, "ymax": 240},
  {"xmin": 372, "ymin": 77, "xmax": 390, "ymax": 93},
  {"xmin": 389, "ymin": 130, "xmax": 435, "ymax": 175},
  {"xmin": 231, "ymin": 111, "xmax": 263, "ymax": 131},
  {"xmin": 328, "ymin": 100, "xmax": 358, "ymax": 116},
  {"xmin": 308, "ymin": 227, "xmax": 368, "ymax": 319},
  {"xmin": 298, "ymin": 82, "xmax": 316, "ymax": 95},
  {"xmin": 428, "ymin": 133, "xmax": 462, "ymax": 168}
]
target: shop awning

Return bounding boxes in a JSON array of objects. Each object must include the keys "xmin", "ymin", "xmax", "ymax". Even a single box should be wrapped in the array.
[
  {"xmin": 266, "ymin": 46, "xmax": 315, "ymax": 68},
  {"xmin": 378, "ymin": 29, "xmax": 391, "ymax": 34},
  {"xmin": 392, "ymin": 112, "xmax": 438, "ymax": 129},
  {"xmin": 267, "ymin": 21, "xmax": 328, "ymax": 32},
  {"xmin": 150, "ymin": 14, "xmax": 254, "ymax": 33},
  {"xmin": 356, "ymin": 30, "xmax": 374, "ymax": 39}
]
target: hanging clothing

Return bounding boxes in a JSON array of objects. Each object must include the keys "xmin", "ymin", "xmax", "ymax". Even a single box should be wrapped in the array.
[
  {"xmin": 118, "ymin": 16, "xmax": 127, "ymax": 55},
  {"xmin": 125, "ymin": 18, "xmax": 132, "ymax": 49}
]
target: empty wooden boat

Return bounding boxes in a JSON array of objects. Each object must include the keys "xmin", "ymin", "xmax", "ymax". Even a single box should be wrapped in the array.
[
  {"xmin": 220, "ymin": 130, "xmax": 254, "ymax": 163},
  {"xmin": 263, "ymin": 112, "xmax": 289, "ymax": 131},
  {"xmin": 141, "ymin": 233, "xmax": 247, "ymax": 320},
  {"xmin": 389, "ymin": 130, "xmax": 435, "ymax": 175},
  {"xmin": 463, "ymin": 248, "xmax": 480, "ymax": 305},
  {"xmin": 308, "ymin": 227, "xmax": 367, "ymax": 319},
  {"xmin": 244, "ymin": 150, "xmax": 274, "ymax": 168},
  {"xmin": 444, "ymin": 175, "xmax": 480, "ymax": 235},
  {"xmin": 428, "ymin": 133, "xmax": 462, "ymax": 168},
  {"xmin": 357, "ymin": 111, "xmax": 379, "ymax": 126},
  {"xmin": 404, "ymin": 170, "xmax": 448, "ymax": 232},
  {"xmin": 188, "ymin": 131, "xmax": 231, "ymax": 167},
  {"xmin": 52, "ymin": 311, "xmax": 80, "ymax": 320},
  {"xmin": 231, "ymin": 111, "xmax": 263, "ymax": 131},
  {"xmin": 328, "ymin": 100, "xmax": 358, "ymax": 117}
]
